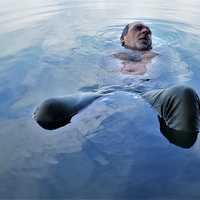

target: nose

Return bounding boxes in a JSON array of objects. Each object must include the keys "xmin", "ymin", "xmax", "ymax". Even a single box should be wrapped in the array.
[{"xmin": 141, "ymin": 27, "xmax": 149, "ymax": 34}]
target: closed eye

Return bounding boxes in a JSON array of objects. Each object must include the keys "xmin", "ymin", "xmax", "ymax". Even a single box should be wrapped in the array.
[
  {"xmin": 134, "ymin": 24, "xmax": 143, "ymax": 31},
  {"xmin": 133, "ymin": 24, "xmax": 152, "ymax": 35}
]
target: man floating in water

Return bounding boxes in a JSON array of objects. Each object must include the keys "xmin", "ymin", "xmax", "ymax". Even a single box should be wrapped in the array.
[
  {"xmin": 113, "ymin": 21, "xmax": 157, "ymax": 75},
  {"xmin": 33, "ymin": 21, "xmax": 200, "ymax": 149},
  {"xmin": 114, "ymin": 22, "xmax": 200, "ymax": 148}
]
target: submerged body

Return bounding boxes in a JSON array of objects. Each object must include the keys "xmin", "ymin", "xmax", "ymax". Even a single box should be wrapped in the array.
[
  {"xmin": 33, "ymin": 21, "xmax": 200, "ymax": 149},
  {"xmin": 113, "ymin": 50, "xmax": 157, "ymax": 75}
]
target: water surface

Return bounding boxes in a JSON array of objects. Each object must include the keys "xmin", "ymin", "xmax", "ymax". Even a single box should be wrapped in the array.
[{"xmin": 1, "ymin": 0, "xmax": 200, "ymax": 199}]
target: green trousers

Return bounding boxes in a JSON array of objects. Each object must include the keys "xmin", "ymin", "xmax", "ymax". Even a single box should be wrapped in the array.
[
  {"xmin": 143, "ymin": 85, "xmax": 200, "ymax": 148},
  {"xmin": 34, "ymin": 85, "xmax": 200, "ymax": 148}
]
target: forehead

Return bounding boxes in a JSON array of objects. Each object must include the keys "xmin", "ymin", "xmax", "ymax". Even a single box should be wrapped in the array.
[{"xmin": 128, "ymin": 22, "xmax": 150, "ymax": 31}]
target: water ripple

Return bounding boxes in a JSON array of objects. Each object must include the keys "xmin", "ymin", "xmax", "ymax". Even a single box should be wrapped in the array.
[{"xmin": 1, "ymin": 0, "xmax": 200, "ymax": 198}]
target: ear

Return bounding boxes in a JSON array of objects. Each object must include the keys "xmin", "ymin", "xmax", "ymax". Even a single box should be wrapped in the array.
[{"xmin": 120, "ymin": 24, "xmax": 129, "ymax": 46}]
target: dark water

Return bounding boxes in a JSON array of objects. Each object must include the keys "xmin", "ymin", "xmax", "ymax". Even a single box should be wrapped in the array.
[{"xmin": 1, "ymin": 0, "xmax": 200, "ymax": 199}]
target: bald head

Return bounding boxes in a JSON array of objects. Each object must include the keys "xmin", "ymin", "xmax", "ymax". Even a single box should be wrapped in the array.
[{"xmin": 120, "ymin": 22, "xmax": 152, "ymax": 51}]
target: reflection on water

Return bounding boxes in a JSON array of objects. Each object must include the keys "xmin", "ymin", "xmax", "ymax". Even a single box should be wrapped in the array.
[{"xmin": 1, "ymin": 0, "xmax": 200, "ymax": 199}]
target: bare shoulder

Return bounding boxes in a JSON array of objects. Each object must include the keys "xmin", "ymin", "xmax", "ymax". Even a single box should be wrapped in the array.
[
  {"xmin": 112, "ymin": 52, "xmax": 143, "ymax": 62},
  {"xmin": 143, "ymin": 51, "xmax": 159, "ymax": 60},
  {"xmin": 114, "ymin": 51, "xmax": 158, "ymax": 75},
  {"xmin": 111, "ymin": 50, "xmax": 159, "ymax": 75},
  {"xmin": 112, "ymin": 51, "xmax": 158, "ymax": 62}
]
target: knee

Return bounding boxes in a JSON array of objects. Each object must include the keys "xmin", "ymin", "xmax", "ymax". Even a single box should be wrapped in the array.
[
  {"xmin": 178, "ymin": 86, "xmax": 200, "ymax": 112},
  {"xmin": 33, "ymin": 98, "xmax": 70, "ymax": 130},
  {"xmin": 166, "ymin": 85, "xmax": 200, "ymax": 109},
  {"xmin": 174, "ymin": 85, "xmax": 198, "ymax": 99}
]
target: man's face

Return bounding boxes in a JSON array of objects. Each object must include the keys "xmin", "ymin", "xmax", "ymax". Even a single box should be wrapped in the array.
[{"xmin": 123, "ymin": 22, "xmax": 152, "ymax": 51}]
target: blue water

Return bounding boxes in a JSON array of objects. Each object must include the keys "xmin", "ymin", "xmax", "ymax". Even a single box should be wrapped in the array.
[{"xmin": 1, "ymin": 0, "xmax": 200, "ymax": 199}]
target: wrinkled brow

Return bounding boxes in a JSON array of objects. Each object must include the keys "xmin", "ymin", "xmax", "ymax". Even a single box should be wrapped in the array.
[{"xmin": 132, "ymin": 24, "xmax": 152, "ymax": 34}]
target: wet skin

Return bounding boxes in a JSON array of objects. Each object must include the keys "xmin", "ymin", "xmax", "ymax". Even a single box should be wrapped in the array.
[{"xmin": 113, "ymin": 22, "xmax": 157, "ymax": 75}]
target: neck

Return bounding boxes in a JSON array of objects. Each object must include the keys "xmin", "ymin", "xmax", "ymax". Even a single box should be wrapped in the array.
[{"xmin": 125, "ymin": 47, "xmax": 151, "ymax": 54}]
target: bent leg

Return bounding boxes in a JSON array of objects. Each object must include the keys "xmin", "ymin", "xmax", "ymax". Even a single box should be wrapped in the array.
[
  {"xmin": 143, "ymin": 85, "xmax": 200, "ymax": 148},
  {"xmin": 33, "ymin": 93, "xmax": 103, "ymax": 130}
]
